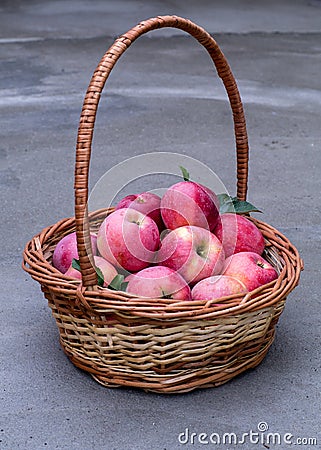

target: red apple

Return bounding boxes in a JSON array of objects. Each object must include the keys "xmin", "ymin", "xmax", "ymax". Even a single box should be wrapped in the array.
[
  {"xmin": 214, "ymin": 213, "xmax": 265, "ymax": 258},
  {"xmin": 155, "ymin": 225, "xmax": 225, "ymax": 285},
  {"xmin": 97, "ymin": 208, "xmax": 160, "ymax": 272},
  {"xmin": 192, "ymin": 275, "xmax": 247, "ymax": 301},
  {"xmin": 65, "ymin": 256, "xmax": 118, "ymax": 287},
  {"xmin": 126, "ymin": 266, "xmax": 191, "ymax": 300},
  {"xmin": 222, "ymin": 251, "xmax": 278, "ymax": 292},
  {"xmin": 52, "ymin": 231, "xmax": 97, "ymax": 274},
  {"xmin": 115, "ymin": 192, "xmax": 163, "ymax": 229},
  {"xmin": 160, "ymin": 181, "xmax": 220, "ymax": 230}
]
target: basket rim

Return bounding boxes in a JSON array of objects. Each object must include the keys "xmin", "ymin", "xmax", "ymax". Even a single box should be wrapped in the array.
[{"xmin": 22, "ymin": 209, "xmax": 303, "ymax": 320}]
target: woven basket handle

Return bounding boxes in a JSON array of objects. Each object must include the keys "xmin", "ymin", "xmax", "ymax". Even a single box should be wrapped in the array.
[{"xmin": 75, "ymin": 15, "xmax": 249, "ymax": 287}]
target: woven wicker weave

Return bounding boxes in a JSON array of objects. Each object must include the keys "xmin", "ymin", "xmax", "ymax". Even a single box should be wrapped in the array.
[{"xmin": 22, "ymin": 16, "xmax": 303, "ymax": 393}]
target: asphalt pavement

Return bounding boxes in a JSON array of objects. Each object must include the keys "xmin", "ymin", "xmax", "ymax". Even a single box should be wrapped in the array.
[{"xmin": 1, "ymin": 1, "xmax": 321, "ymax": 449}]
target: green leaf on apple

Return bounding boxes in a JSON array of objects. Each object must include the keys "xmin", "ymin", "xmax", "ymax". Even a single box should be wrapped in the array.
[
  {"xmin": 179, "ymin": 166, "xmax": 190, "ymax": 182},
  {"xmin": 108, "ymin": 274, "xmax": 129, "ymax": 292},
  {"xmin": 95, "ymin": 266, "xmax": 105, "ymax": 287},
  {"xmin": 231, "ymin": 197, "xmax": 263, "ymax": 214},
  {"xmin": 217, "ymin": 194, "xmax": 262, "ymax": 214},
  {"xmin": 71, "ymin": 258, "xmax": 104, "ymax": 287},
  {"xmin": 72, "ymin": 258, "xmax": 81, "ymax": 272}
]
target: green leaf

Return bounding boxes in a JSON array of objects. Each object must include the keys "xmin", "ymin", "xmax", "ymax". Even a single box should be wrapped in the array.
[
  {"xmin": 217, "ymin": 194, "xmax": 234, "ymax": 213},
  {"xmin": 231, "ymin": 197, "xmax": 263, "ymax": 214},
  {"xmin": 218, "ymin": 194, "xmax": 262, "ymax": 214},
  {"xmin": 72, "ymin": 258, "xmax": 105, "ymax": 287},
  {"xmin": 95, "ymin": 266, "xmax": 105, "ymax": 287},
  {"xmin": 72, "ymin": 258, "xmax": 81, "ymax": 272},
  {"xmin": 179, "ymin": 166, "xmax": 190, "ymax": 181},
  {"xmin": 217, "ymin": 193, "xmax": 231, "ymax": 205},
  {"xmin": 108, "ymin": 274, "xmax": 128, "ymax": 292},
  {"xmin": 120, "ymin": 281, "xmax": 129, "ymax": 291}
]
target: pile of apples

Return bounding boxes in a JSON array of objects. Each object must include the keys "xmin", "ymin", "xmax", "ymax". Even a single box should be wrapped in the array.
[{"xmin": 52, "ymin": 169, "xmax": 278, "ymax": 303}]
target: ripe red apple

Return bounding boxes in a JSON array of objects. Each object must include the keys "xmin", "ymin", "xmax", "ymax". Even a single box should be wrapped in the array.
[
  {"xmin": 97, "ymin": 208, "xmax": 160, "ymax": 272},
  {"xmin": 213, "ymin": 213, "xmax": 265, "ymax": 258},
  {"xmin": 155, "ymin": 225, "xmax": 225, "ymax": 285},
  {"xmin": 65, "ymin": 256, "xmax": 118, "ymax": 287},
  {"xmin": 222, "ymin": 251, "xmax": 278, "ymax": 292},
  {"xmin": 126, "ymin": 266, "xmax": 191, "ymax": 300},
  {"xmin": 115, "ymin": 191, "xmax": 163, "ymax": 229},
  {"xmin": 160, "ymin": 181, "xmax": 220, "ymax": 231},
  {"xmin": 192, "ymin": 275, "xmax": 247, "ymax": 301},
  {"xmin": 52, "ymin": 231, "xmax": 97, "ymax": 274}
]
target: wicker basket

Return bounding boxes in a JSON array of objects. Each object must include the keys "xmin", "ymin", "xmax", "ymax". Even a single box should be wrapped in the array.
[{"xmin": 22, "ymin": 16, "xmax": 303, "ymax": 394}]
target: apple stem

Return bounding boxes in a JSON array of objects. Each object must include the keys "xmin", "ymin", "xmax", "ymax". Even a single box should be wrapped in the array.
[
  {"xmin": 196, "ymin": 245, "xmax": 206, "ymax": 258},
  {"xmin": 161, "ymin": 290, "xmax": 172, "ymax": 299},
  {"xmin": 129, "ymin": 219, "xmax": 141, "ymax": 226}
]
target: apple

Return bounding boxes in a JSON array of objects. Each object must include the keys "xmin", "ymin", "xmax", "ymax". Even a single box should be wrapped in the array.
[
  {"xmin": 126, "ymin": 266, "xmax": 191, "ymax": 300},
  {"xmin": 160, "ymin": 180, "xmax": 220, "ymax": 231},
  {"xmin": 115, "ymin": 191, "xmax": 163, "ymax": 229},
  {"xmin": 52, "ymin": 231, "xmax": 97, "ymax": 274},
  {"xmin": 155, "ymin": 225, "xmax": 225, "ymax": 285},
  {"xmin": 213, "ymin": 213, "xmax": 265, "ymax": 258},
  {"xmin": 222, "ymin": 251, "xmax": 278, "ymax": 292},
  {"xmin": 192, "ymin": 275, "xmax": 247, "ymax": 301},
  {"xmin": 97, "ymin": 208, "xmax": 160, "ymax": 272},
  {"xmin": 65, "ymin": 256, "xmax": 118, "ymax": 287},
  {"xmin": 123, "ymin": 272, "xmax": 137, "ymax": 285}
]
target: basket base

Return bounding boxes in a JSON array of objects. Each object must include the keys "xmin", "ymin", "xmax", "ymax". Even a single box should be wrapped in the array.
[{"xmin": 61, "ymin": 329, "xmax": 275, "ymax": 394}]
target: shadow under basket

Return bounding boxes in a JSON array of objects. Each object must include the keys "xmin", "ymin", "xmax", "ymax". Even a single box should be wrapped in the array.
[{"xmin": 22, "ymin": 16, "xmax": 303, "ymax": 394}]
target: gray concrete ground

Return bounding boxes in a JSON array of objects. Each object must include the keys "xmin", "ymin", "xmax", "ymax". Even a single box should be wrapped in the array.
[{"xmin": 1, "ymin": 1, "xmax": 321, "ymax": 449}]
